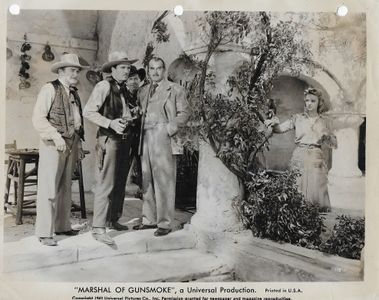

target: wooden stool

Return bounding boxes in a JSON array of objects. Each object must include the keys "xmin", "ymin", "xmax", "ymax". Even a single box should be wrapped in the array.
[
  {"xmin": 4, "ymin": 148, "xmax": 89, "ymax": 224},
  {"xmin": 4, "ymin": 149, "xmax": 39, "ymax": 225}
]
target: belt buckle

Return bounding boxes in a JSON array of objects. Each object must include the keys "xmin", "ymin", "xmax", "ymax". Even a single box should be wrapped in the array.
[{"xmin": 121, "ymin": 133, "xmax": 128, "ymax": 140}]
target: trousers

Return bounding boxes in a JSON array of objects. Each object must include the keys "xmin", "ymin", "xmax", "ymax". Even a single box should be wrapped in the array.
[
  {"xmin": 141, "ymin": 124, "xmax": 177, "ymax": 229},
  {"xmin": 92, "ymin": 135, "xmax": 134, "ymax": 228},
  {"xmin": 35, "ymin": 135, "xmax": 79, "ymax": 237}
]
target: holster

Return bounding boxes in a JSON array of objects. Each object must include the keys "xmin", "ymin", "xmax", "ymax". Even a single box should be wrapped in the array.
[{"xmin": 95, "ymin": 135, "xmax": 108, "ymax": 171}]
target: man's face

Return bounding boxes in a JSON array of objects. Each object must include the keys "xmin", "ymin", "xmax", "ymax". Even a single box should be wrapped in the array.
[
  {"xmin": 59, "ymin": 67, "xmax": 81, "ymax": 86},
  {"xmin": 148, "ymin": 60, "xmax": 165, "ymax": 83},
  {"xmin": 112, "ymin": 63, "xmax": 131, "ymax": 82},
  {"xmin": 126, "ymin": 74, "xmax": 140, "ymax": 92}
]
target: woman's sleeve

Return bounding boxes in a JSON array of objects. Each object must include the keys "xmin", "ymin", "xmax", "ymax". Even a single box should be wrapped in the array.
[{"xmin": 273, "ymin": 115, "xmax": 296, "ymax": 133}]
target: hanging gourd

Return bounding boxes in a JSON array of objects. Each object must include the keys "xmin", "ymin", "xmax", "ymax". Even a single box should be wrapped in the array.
[
  {"xmin": 42, "ymin": 43, "xmax": 55, "ymax": 62},
  {"xmin": 19, "ymin": 33, "xmax": 31, "ymax": 89}
]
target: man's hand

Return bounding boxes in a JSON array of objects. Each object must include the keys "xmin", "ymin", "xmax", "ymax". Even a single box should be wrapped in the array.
[
  {"xmin": 53, "ymin": 135, "xmax": 66, "ymax": 152},
  {"xmin": 109, "ymin": 118, "xmax": 127, "ymax": 134},
  {"xmin": 78, "ymin": 142, "xmax": 85, "ymax": 161}
]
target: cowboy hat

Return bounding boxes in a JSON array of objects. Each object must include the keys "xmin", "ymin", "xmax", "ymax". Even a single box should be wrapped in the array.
[
  {"xmin": 101, "ymin": 51, "xmax": 138, "ymax": 73},
  {"xmin": 128, "ymin": 65, "xmax": 146, "ymax": 81},
  {"xmin": 51, "ymin": 53, "xmax": 89, "ymax": 73}
]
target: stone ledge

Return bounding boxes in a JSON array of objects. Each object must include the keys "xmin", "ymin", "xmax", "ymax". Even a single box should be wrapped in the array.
[
  {"xmin": 2, "ymin": 236, "xmax": 78, "ymax": 273},
  {"xmin": 190, "ymin": 225, "xmax": 362, "ymax": 282},
  {"xmin": 3, "ymin": 226, "xmax": 197, "ymax": 273},
  {"xmin": 4, "ymin": 249, "xmax": 232, "ymax": 282}
]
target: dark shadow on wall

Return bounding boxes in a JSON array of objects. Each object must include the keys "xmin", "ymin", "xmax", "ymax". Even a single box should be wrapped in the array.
[
  {"xmin": 358, "ymin": 118, "xmax": 366, "ymax": 174},
  {"xmin": 265, "ymin": 76, "xmax": 307, "ymax": 171},
  {"xmin": 61, "ymin": 10, "xmax": 99, "ymax": 40}
]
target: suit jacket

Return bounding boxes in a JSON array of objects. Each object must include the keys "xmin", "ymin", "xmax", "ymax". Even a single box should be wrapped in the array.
[{"xmin": 138, "ymin": 79, "xmax": 190, "ymax": 155}]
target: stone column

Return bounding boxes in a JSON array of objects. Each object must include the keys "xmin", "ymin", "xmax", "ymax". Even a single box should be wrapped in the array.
[
  {"xmin": 327, "ymin": 114, "xmax": 365, "ymax": 211},
  {"xmin": 190, "ymin": 142, "xmax": 244, "ymax": 233},
  {"xmin": 329, "ymin": 114, "xmax": 364, "ymax": 177}
]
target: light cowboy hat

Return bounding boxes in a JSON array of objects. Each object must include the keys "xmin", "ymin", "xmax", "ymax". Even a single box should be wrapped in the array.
[
  {"xmin": 51, "ymin": 53, "xmax": 89, "ymax": 73},
  {"xmin": 101, "ymin": 51, "xmax": 138, "ymax": 73}
]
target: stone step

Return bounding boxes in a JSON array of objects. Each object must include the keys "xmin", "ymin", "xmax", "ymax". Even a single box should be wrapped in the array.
[
  {"xmin": 5, "ymin": 249, "xmax": 233, "ymax": 282},
  {"xmin": 3, "ymin": 225, "xmax": 197, "ymax": 273}
]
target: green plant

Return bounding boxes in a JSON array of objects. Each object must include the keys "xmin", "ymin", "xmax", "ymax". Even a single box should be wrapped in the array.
[
  {"xmin": 320, "ymin": 215, "xmax": 365, "ymax": 259},
  {"xmin": 234, "ymin": 170, "xmax": 325, "ymax": 249}
]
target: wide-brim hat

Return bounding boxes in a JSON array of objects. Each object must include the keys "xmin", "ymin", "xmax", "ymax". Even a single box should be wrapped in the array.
[
  {"xmin": 129, "ymin": 65, "xmax": 146, "ymax": 81},
  {"xmin": 51, "ymin": 53, "xmax": 89, "ymax": 74},
  {"xmin": 101, "ymin": 51, "xmax": 138, "ymax": 73}
]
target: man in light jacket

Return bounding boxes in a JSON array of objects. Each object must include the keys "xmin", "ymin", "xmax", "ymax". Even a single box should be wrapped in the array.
[{"xmin": 133, "ymin": 57, "xmax": 190, "ymax": 236}]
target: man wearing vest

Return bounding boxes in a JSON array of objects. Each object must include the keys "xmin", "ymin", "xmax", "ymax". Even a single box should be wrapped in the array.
[
  {"xmin": 84, "ymin": 51, "xmax": 140, "ymax": 245},
  {"xmin": 32, "ymin": 53, "xmax": 88, "ymax": 246},
  {"xmin": 133, "ymin": 57, "xmax": 190, "ymax": 236}
]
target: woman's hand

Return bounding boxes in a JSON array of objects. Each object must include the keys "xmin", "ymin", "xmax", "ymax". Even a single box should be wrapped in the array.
[{"xmin": 264, "ymin": 116, "xmax": 280, "ymax": 128}]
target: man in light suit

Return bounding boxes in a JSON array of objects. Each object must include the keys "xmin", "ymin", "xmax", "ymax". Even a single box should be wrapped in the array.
[{"xmin": 133, "ymin": 57, "xmax": 190, "ymax": 236}]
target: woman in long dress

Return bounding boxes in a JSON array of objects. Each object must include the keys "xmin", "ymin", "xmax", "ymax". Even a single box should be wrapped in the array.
[{"xmin": 265, "ymin": 87, "xmax": 337, "ymax": 212}]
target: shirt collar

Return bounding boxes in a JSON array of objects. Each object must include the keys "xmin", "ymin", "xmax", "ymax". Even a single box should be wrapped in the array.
[
  {"xmin": 58, "ymin": 78, "xmax": 70, "ymax": 89},
  {"xmin": 111, "ymin": 76, "xmax": 125, "ymax": 86},
  {"xmin": 152, "ymin": 79, "xmax": 163, "ymax": 87}
]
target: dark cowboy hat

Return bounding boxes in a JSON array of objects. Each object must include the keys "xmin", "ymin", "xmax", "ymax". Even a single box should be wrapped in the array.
[
  {"xmin": 101, "ymin": 51, "xmax": 138, "ymax": 73},
  {"xmin": 129, "ymin": 65, "xmax": 146, "ymax": 81}
]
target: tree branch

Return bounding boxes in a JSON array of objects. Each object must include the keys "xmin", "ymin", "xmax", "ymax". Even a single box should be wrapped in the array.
[{"xmin": 151, "ymin": 11, "xmax": 169, "ymax": 33}]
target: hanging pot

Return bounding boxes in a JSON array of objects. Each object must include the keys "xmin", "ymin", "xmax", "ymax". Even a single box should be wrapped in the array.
[
  {"xmin": 19, "ymin": 77, "xmax": 31, "ymax": 89},
  {"xmin": 42, "ymin": 44, "xmax": 55, "ymax": 62},
  {"xmin": 21, "ymin": 42, "xmax": 31, "ymax": 52},
  {"xmin": 86, "ymin": 70, "xmax": 103, "ymax": 85}
]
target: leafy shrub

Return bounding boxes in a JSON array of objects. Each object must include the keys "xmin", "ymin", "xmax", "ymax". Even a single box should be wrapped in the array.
[
  {"xmin": 235, "ymin": 170, "xmax": 325, "ymax": 249},
  {"xmin": 320, "ymin": 215, "xmax": 365, "ymax": 259}
]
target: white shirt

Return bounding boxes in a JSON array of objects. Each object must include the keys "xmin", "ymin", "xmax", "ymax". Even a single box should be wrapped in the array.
[
  {"xmin": 32, "ymin": 79, "xmax": 81, "ymax": 140},
  {"xmin": 83, "ymin": 80, "xmax": 130, "ymax": 128}
]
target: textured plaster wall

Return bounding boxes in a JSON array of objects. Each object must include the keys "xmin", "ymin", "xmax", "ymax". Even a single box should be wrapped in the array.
[
  {"xmin": 7, "ymin": 10, "xmax": 98, "ymax": 40},
  {"xmin": 315, "ymin": 13, "xmax": 366, "ymax": 113},
  {"xmin": 96, "ymin": 11, "xmax": 118, "ymax": 65}
]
